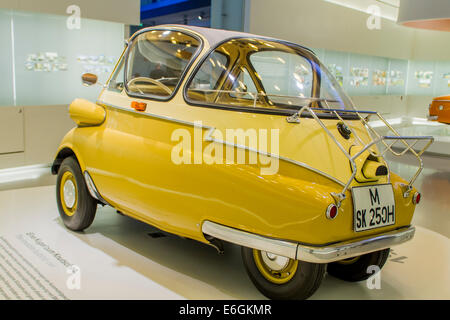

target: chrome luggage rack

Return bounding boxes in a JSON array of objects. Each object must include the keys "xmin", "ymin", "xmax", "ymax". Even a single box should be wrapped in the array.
[
  {"xmin": 189, "ymin": 89, "xmax": 434, "ymax": 205},
  {"xmin": 286, "ymin": 101, "xmax": 434, "ymax": 206}
]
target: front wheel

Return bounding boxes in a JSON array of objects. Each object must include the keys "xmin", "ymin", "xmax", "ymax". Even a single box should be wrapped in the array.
[
  {"xmin": 327, "ymin": 248, "xmax": 390, "ymax": 282},
  {"xmin": 241, "ymin": 247, "xmax": 326, "ymax": 300},
  {"xmin": 56, "ymin": 157, "xmax": 97, "ymax": 231}
]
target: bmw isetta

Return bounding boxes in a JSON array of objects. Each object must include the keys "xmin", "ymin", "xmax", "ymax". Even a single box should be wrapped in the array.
[{"xmin": 52, "ymin": 25, "xmax": 433, "ymax": 299}]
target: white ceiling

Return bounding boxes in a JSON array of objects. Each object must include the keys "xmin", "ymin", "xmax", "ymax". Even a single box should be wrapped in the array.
[
  {"xmin": 377, "ymin": 0, "xmax": 400, "ymax": 7},
  {"xmin": 324, "ymin": 0, "xmax": 400, "ymax": 21}
]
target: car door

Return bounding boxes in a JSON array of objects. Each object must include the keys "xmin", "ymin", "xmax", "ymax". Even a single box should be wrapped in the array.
[{"xmin": 85, "ymin": 29, "xmax": 203, "ymax": 237}]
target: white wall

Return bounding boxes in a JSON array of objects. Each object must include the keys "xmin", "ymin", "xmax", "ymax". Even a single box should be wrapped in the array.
[
  {"xmin": 0, "ymin": 105, "xmax": 74, "ymax": 170},
  {"xmin": 0, "ymin": 107, "xmax": 24, "ymax": 154},
  {"xmin": 248, "ymin": 0, "xmax": 450, "ymax": 61},
  {"xmin": 351, "ymin": 95, "xmax": 407, "ymax": 118},
  {"xmin": 211, "ymin": 0, "xmax": 246, "ymax": 31},
  {"xmin": 0, "ymin": 0, "xmax": 141, "ymax": 25},
  {"xmin": 0, "ymin": 2, "xmax": 134, "ymax": 169},
  {"xmin": 351, "ymin": 95, "xmax": 433, "ymax": 118},
  {"xmin": 398, "ymin": 0, "xmax": 450, "ymax": 23}
]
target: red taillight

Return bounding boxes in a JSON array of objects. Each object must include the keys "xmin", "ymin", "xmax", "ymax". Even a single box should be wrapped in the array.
[
  {"xmin": 326, "ymin": 204, "xmax": 338, "ymax": 220},
  {"xmin": 413, "ymin": 192, "xmax": 421, "ymax": 205}
]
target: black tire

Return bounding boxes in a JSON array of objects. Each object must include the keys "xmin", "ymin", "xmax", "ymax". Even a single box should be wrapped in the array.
[
  {"xmin": 56, "ymin": 157, "xmax": 97, "ymax": 231},
  {"xmin": 241, "ymin": 246, "xmax": 326, "ymax": 300},
  {"xmin": 327, "ymin": 248, "xmax": 390, "ymax": 282}
]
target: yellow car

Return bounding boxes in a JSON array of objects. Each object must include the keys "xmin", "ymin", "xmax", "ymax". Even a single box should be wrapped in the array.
[{"xmin": 52, "ymin": 25, "xmax": 433, "ymax": 300}]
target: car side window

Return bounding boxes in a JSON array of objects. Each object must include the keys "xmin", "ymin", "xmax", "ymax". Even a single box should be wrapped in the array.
[
  {"xmin": 228, "ymin": 67, "xmax": 258, "ymax": 100},
  {"xmin": 125, "ymin": 30, "xmax": 201, "ymax": 99},
  {"xmin": 249, "ymin": 51, "xmax": 314, "ymax": 104},
  {"xmin": 189, "ymin": 51, "xmax": 228, "ymax": 92}
]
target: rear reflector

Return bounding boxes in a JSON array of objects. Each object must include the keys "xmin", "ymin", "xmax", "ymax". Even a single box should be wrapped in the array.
[
  {"xmin": 326, "ymin": 204, "xmax": 338, "ymax": 220},
  {"xmin": 413, "ymin": 192, "xmax": 421, "ymax": 205}
]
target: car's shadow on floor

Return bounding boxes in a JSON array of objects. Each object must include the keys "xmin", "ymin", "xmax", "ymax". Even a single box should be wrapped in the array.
[
  {"xmin": 56, "ymin": 205, "xmax": 265, "ymax": 299},
  {"xmin": 55, "ymin": 205, "xmax": 402, "ymax": 300}
]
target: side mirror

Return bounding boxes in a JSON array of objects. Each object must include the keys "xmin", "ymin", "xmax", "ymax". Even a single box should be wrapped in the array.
[{"xmin": 81, "ymin": 73, "xmax": 98, "ymax": 87}]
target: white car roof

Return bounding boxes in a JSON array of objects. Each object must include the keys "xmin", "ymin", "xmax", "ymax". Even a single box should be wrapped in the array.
[{"xmin": 133, "ymin": 24, "xmax": 310, "ymax": 52}]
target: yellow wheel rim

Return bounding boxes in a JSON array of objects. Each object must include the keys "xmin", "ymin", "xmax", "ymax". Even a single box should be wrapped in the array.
[
  {"xmin": 60, "ymin": 171, "xmax": 78, "ymax": 217},
  {"xmin": 253, "ymin": 249, "xmax": 298, "ymax": 284},
  {"xmin": 337, "ymin": 256, "xmax": 360, "ymax": 265}
]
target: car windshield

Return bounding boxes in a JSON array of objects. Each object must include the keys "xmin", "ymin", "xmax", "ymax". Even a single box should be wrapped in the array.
[{"xmin": 186, "ymin": 38, "xmax": 354, "ymax": 112}]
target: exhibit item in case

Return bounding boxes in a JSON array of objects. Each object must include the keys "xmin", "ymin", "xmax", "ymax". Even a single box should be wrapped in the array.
[
  {"xmin": 77, "ymin": 54, "xmax": 116, "ymax": 75},
  {"xmin": 327, "ymin": 63, "xmax": 344, "ymax": 86},
  {"xmin": 51, "ymin": 25, "xmax": 434, "ymax": 300},
  {"xmin": 414, "ymin": 70, "xmax": 434, "ymax": 88},
  {"xmin": 25, "ymin": 52, "xmax": 68, "ymax": 72},
  {"xmin": 349, "ymin": 66, "xmax": 369, "ymax": 87},
  {"xmin": 429, "ymin": 95, "xmax": 450, "ymax": 124},
  {"xmin": 372, "ymin": 69, "xmax": 387, "ymax": 86},
  {"xmin": 388, "ymin": 70, "xmax": 405, "ymax": 87}
]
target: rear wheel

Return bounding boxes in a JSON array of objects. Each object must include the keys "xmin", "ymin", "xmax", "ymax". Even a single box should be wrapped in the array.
[
  {"xmin": 327, "ymin": 248, "xmax": 390, "ymax": 282},
  {"xmin": 56, "ymin": 157, "xmax": 97, "ymax": 231},
  {"xmin": 241, "ymin": 247, "xmax": 326, "ymax": 300}
]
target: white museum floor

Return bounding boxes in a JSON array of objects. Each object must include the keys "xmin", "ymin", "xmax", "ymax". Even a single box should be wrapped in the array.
[{"xmin": 0, "ymin": 157, "xmax": 449, "ymax": 300}]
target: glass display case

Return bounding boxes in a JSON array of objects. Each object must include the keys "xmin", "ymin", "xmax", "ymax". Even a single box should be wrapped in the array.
[
  {"xmin": 386, "ymin": 59, "xmax": 407, "ymax": 95},
  {"xmin": 312, "ymin": 47, "xmax": 449, "ymax": 98},
  {"xmin": 0, "ymin": 10, "xmax": 14, "ymax": 106},
  {"xmin": 0, "ymin": 9, "xmax": 124, "ymax": 107}
]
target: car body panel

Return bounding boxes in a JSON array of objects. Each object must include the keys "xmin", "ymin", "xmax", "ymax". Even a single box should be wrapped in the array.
[{"xmin": 55, "ymin": 100, "xmax": 416, "ymax": 246}]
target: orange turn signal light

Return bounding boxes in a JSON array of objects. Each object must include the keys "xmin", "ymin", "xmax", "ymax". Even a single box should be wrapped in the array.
[{"xmin": 131, "ymin": 101, "xmax": 147, "ymax": 112}]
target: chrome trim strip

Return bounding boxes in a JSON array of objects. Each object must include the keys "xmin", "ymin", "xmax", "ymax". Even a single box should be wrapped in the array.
[
  {"xmin": 296, "ymin": 226, "xmax": 415, "ymax": 263},
  {"xmin": 202, "ymin": 221, "xmax": 298, "ymax": 259},
  {"xmin": 83, "ymin": 171, "xmax": 109, "ymax": 205},
  {"xmin": 83, "ymin": 171, "xmax": 99, "ymax": 200},
  {"xmin": 129, "ymin": 25, "xmax": 205, "ymax": 44},
  {"xmin": 98, "ymin": 101, "xmax": 200, "ymax": 127},
  {"xmin": 202, "ymin": 221, "xmax": 415, "ymax": 263},
  {"xmin": 97, "ymin": 100, "xmax": 346, "ymax": 186}
]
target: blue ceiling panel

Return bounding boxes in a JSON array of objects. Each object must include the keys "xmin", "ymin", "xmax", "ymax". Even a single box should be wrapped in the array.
[{"xmin": 141, "ymin": 0, "xmax": 211, "ymax": 20}]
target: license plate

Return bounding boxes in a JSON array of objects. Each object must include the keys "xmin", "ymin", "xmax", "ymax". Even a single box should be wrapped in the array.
[{"xmin": 352, "ymin": 184, "xmax": 395, "ymax": 232}]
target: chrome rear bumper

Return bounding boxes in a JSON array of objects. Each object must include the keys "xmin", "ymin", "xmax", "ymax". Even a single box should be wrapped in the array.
[{"xmin": 202, "ymin": 221, "xmax": 415, "ymax": 263}]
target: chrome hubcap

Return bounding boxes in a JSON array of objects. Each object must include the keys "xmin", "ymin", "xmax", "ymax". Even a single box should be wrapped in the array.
[
  {"xmin": 63, "ymin": 180, "xmax": 76, "ymax": 209},
  {"xmin": 261, "ymin": 251, "xmax": 290, "ymax": 271}
]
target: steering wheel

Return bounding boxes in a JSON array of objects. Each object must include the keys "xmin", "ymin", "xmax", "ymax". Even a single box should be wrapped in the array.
[{"xmin": 127, "ymin": 77, "xmax": 172, "ymax": 95}]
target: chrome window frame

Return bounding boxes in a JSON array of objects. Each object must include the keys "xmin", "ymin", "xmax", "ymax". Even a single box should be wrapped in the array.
[
  {"xmin": 182, "ymin": 36, "xmax": 351, "ymax": 117},
  {"xmin": 123, "ymin": 27, "xmax": 204, "ymax": 102},
  {"xmin": 106, "ymin": 52, "xmax": 126, "ymax": 93}
]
